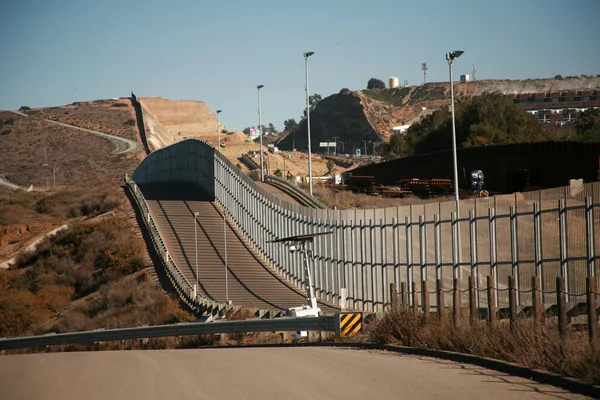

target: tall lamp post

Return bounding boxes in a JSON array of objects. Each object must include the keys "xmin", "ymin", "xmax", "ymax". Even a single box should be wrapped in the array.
[
  {"xmin": 304, "ymin": 51, "xmax": 315, "ymax": 196},
  {"xmin": 194, "ymin": 211, "xmax": 199, "ymax": 298},
  {"xmin": 257, "ymin": 84, "xmax": 265, "ymax": 181},
  {"xmin": 446, "ymin": 49, "xmax": 464, "ymax": 279},
  {"xmin": 216, "ymin": 109, "xmax": 222, "ymax": 149}
]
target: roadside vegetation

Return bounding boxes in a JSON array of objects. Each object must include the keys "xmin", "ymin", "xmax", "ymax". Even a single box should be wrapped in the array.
[
  {"xmin": 0, "ymin": 182, "xmax": 192, "ymax": 338},
  {"xmin": 365, "ymin": 309, "xmax": 600, "ymax": 384}
]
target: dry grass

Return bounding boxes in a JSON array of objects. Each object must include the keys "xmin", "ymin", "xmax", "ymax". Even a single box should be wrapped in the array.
[
  {"xmin": 0, "ymin": 111, "xmax": 141, "ymax": 188},
  {"xmin": 25, "ymin": 99, "xmax": 139, "ymax": 141},
  {"xmin": 365, "ymin": 309, "xmax": 600, "ymax": 384},
  {"xmin": 222, "ymin": 308, "xmax": 282, "ymax": 345},
  {"xmin": 313, "ymin": 184, "xmax": 454, "ymax": 210}
]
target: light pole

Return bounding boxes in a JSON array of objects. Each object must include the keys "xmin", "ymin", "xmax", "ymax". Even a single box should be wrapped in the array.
[
  {"xmin": 304, "ymin": 51, "xmax": 315, "ymax": 196},
  {"xmin": 216, "ymin": 109, "xmax": 222, "ymax": 149},
  {"xmin": 43, "ymin": 146, "xmax": 48, "ymax": 189},
  {"xmin": 194, "ymin": 211, "xmax": 199, "ymax": 298},
  {"xmin": 446, "ymin": 49, "xmax": 464, "ymax": 280},
  {"xmin": 446, "ymin": 50, "xmax": 463, "ymax": 205},
  {"xmin": 223, "ymin": 208, "xmax": 229, "ymax": 304},
  {"xmin": 257, "ymin": 85, "xmax": 265, "ymax": 181}
]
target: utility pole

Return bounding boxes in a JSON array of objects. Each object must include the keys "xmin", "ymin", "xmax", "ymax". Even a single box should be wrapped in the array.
[{"xmin": 422, "ymin": 62, "xmax": 428, "ymax": 85}]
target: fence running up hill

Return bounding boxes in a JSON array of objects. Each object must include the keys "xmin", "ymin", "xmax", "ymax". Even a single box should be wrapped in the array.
[{"xmin": 130, "ymin": 139, "xmax": 600, "ymax": 313}]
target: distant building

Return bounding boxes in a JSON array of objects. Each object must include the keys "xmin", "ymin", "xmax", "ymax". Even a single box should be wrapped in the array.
[
  {"xmin": 460, "ymin": 74, "xmax": 470, "ymax": 83},
  {"xmin": 504, "ymin": 90, "xmax": 599, "ymax": 126}
]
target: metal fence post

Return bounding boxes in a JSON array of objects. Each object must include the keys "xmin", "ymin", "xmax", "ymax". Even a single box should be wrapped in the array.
[
  {"xmin": 423, "ymin": 280, "xmax": 430, "ymax": 319},
  {"xmin": 434, "ymin": 214, "xmax": 441, "ymax": 281},
  {"xmin": 369, "ymin": 219, "xmax": 376, "ymax": 312},
  {"xmin": 488, "ymin": 208, "xmax": 499, "ymax": 307},
  {"xmin": 406, "ymin": 216, "xmax": 413, "ymax": 308},
  {"xmin": 557, "ymin": 277, "xmax": 567, "ymax": 349},
  {"xmin": 487, "ymin": 275, "xmax": 496, "ymax": 326},
  {"xmin": 586, "ymin": 197, "xmax": 596, "ymax": 278},
  {"xmin": 380, "ymin": 218, "xmax": 387, "ymax": 310},
  {"xmin": 412, "ymin": 281, "xmax": 419, "ymax": 313},
  {"xmin": 392, "ymin": 217, "xmax": 399, "ymax": 291},
  {"xmin": 437, "ymin": 279, "xmax": 445, "ymax": 321},
  {"xmin": 469, "ymin": 275, "xmax": 477, "ymax": 326},
  {"xmin": 587, "ymin": 277, "xmax": 597, "ymax": 349},
  {"xmin": 469, "ymin": 210, "xmax": 478, "ymax": 307},
  {"xmin": 532, "ymin": 276, "xmax": 542, "ymax": 338},
  {"xmin": 452, "ymin": 212, "xmax": 459, "ymax": 280},
  {"xmin": 419, "ymin": 216, "xmax": 427, "ymax": 306},
  {"xmin": 453, "ymin": 278, "xmax": 460, "ymax": 328},
  {"xmin": 510, "ymin": 205, "xmax": 520, "ymax": 306},
  {"xmin": 559, "ymin": 199, "xmax": 569, "ymax": 302},
  {"xmin": 508, "ymin": 276, "xmax": 517, "ymax": 333}
]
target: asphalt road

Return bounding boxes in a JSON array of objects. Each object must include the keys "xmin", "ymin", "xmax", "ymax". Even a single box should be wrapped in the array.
[{"xmin": 0, "ymin": 347, "xmax": 590, "ymax": 400}]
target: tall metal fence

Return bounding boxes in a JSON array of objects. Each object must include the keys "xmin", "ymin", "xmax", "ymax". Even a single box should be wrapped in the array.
[{"xmin": 131, "ymin": 139, "xmax": 600, "ymax": 313}]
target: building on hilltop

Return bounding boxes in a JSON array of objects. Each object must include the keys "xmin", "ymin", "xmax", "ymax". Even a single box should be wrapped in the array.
[{"xmin": 504, "ymin": 90, "xmax": 599, "ymax": 126}]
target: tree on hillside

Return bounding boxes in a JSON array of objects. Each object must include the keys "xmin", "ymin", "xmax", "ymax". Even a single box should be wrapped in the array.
[
  {"xmin": 574, "ymin": 107, "xmax": 600, "ymax": 142},
  {"xmin": 367, "ymin": 78, "xmax": 386, "ymax": 89},
  {"xmin": 386, "ymin": 92, "xmax": 543, "ymax": 157},
  {"xmin": 242, "ymin": 127, "xmax": 254, "ymax": 136},
  {"xmin": 284, "ymin": 118, "xmax": 298, "ymax": 132},
  {"xmin": 303, "ymin": 93, "xmax": 323, "ymax": 118},
  {"xmin": 268, "ymin": 123, "xmax": 277, "ymax": 134}
]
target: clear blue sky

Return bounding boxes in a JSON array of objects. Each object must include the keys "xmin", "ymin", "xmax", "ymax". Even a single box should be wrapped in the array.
[{"xmin": 1, "ymin": 0, "xmax": 599, "ymax": 131}]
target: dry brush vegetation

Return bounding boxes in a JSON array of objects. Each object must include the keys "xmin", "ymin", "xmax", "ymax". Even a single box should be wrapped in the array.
[
  {"xmin": 365, "ymin": 309, "xmax": 600, "ymax": 384},
  {"xmin": 0, "ymin": 181, "xmax": 193, "ymax": 339}
]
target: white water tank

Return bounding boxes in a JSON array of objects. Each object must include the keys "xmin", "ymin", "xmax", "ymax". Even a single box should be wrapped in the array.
[
  {"xmin": 460, "ymin": 74, "xmax": 471, "ymax": 83},
  {"xmin": 389, "ymin": 76, "xmax": 399, "ymax": 88}
]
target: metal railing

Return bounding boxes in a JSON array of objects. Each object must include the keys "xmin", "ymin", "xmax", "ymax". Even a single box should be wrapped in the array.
[
  {"xmin": 125, "ymin": 178, "xmax": 284, "ymax": 319},
  {"xmin": 0, "ymin": 316, "xmax": 338, "ymax": 351},
  {"xmin": 130, "ymin": 139, "xmax": 600, "ymax": 314}
]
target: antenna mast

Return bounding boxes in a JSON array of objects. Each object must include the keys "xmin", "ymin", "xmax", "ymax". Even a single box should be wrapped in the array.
[
  {"xmin": 472, "ymin": 65, "xmax": 477, "ymax": 81},
  {"xmin": 421, "ymin": 62, "xmax": 428, "ymax": 84}
]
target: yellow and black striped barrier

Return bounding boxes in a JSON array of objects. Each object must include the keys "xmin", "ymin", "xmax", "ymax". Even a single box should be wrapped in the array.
[{"xmin": 338, "ymin": 312, "xmax": 363, "ymax": 337}]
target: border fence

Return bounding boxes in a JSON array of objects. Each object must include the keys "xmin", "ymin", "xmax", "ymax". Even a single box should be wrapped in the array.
[{"xmin": 130, "ymin": 139, "xmax": 600, "ymax": 315}]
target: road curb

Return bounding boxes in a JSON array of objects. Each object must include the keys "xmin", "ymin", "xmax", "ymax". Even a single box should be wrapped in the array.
[{"xmin": 204, "ymin": 342, "xmax": 600, "ymax": 398}]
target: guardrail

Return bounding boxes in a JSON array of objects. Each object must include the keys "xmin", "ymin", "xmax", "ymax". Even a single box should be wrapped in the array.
[{"xmin": 0, "ymin": 316, "xmax": 339, "ymax": 351}]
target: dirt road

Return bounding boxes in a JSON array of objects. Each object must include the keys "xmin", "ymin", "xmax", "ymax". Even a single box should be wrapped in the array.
[{"xmin": 0, "ymin": 347, "xmax": 589, "ymax": 399}]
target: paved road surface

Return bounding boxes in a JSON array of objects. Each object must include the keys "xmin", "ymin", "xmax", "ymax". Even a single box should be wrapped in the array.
[{"xmin": 0, "ymin": 347, "xmax": 589, "ymax": 400}]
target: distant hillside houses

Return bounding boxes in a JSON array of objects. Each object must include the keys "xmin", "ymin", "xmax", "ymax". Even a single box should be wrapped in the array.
[{"xmin": 503, "ymin": 90, "xmax": 599, "ymax": 126}]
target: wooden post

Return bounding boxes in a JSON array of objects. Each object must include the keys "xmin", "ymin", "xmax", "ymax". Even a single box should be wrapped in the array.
[
  {"xmin": 390, "ymin": 283, "xmax": 398, "ymax": 311},
  {"xmin": 469, "ymin": 275, "xmax": 477, "ymax": 326},
  {"xmin": 412, "ymin": 281, "xmax": 419, "ymax": 313},
  {"xmin": 400, "ymin": 282, "xmax": 407, "ymax": 310},
  {"xmin": 587, "ymin": 277, "xmax": 597, "ymax": 349},
  {"xmin": 487, "ymin": 275, "xmax": 496, "ymax": 326},
  {"xmin": 436, "ymin": 279, "xmax": 445, "ymax": 321},
  {"xmin": 532, "ymin": 277, "xmax": 542, "ymax": 337},
  {"xmin": 423, "ymin": 280, "xmax": 430, "ymax": 319},
  {"xmin": 557, "ymin": 277, "xmax": 567, "ymax": 348},
  {"xmin": 509, "ymin": 276, "xmax": 517, "ymax": 333},
  {"xmin": 453, "ymin": 278, "xmax": 461, "ymax": 328}
]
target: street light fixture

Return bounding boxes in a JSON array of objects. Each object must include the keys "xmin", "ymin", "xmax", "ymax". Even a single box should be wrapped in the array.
[
  {"xmin": 304, "ymin": 51, "xmax": 315, "ymax": 196},
  {"xmin": 446, "ymin": 49, "xmax": 464, "ymax": 279},
  {"xmin": 257, "ymin": 84, "xmax": 265, "ymax": 181},
  {"xmin": 216, "ymin": 109, "xmax": 222, "ymax": 149}
]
